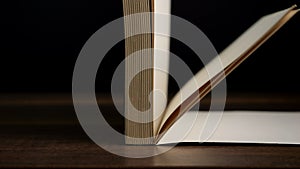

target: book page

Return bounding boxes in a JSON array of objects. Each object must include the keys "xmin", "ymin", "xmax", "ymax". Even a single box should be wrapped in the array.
[
  {"xmin": 153, "ymin": 0, "xmax": 171, "ymax": 133},
  {"xmin": 157, "ymin": 6, "xmax": 298, "ymax": 135},
  {"xmin": 158, "ymin": 111, "xmax": 300, "ymax": 144}
]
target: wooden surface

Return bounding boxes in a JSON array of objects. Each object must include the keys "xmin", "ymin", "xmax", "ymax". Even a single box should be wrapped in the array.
[{"xmin": 0, "ymin": 93, "xmax": 300, "ymax": 168}]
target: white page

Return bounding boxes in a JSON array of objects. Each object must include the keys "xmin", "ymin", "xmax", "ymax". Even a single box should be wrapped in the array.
[
  {"xmin": 157, "ymin": 6, "xmax": 296, "ymax": 133},
  {"xmin": 153, "ymin": 0, "xmax": 171, "ymax": 133},
  {"xmin": 158, "ymin": 111, "xmax": 300, "ymax": 144}
]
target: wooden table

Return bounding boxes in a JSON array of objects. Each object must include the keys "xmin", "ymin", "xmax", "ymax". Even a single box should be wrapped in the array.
[{"xmin": 0, "ymin": 93, "xmax": 300, "ymax": 168}]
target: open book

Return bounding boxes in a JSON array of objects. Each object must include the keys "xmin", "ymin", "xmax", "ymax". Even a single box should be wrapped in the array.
[{"xmin": 122, "ymin": 0, "xmax": 299, "ymax": 144}]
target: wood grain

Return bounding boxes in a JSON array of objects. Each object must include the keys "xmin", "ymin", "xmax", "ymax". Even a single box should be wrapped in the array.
[{"xmin": 0, "ymin": 93, "xmax": 300, "ymax": 168}]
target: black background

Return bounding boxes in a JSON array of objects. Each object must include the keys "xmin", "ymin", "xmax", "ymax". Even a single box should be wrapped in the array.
[{"xmin": 1, "ymin": 0, "xmax": 300, "ymax": 95}]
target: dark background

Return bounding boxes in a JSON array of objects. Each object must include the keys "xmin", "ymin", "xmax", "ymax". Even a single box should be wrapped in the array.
[{"xmin": 1, "ymin": 0, "xmax": 300, "ymax": 95}]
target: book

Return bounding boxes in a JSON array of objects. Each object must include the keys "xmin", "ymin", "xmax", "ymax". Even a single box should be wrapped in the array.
[{"xmin": 122, "ymin": 0, "xmax": 299, "ymax": 145}]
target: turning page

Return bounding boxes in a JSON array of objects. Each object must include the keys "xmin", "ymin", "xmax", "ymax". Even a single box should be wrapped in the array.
[{"xmin": 156, "ymin": 5, "xmax": 299, "ymax": 140}]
